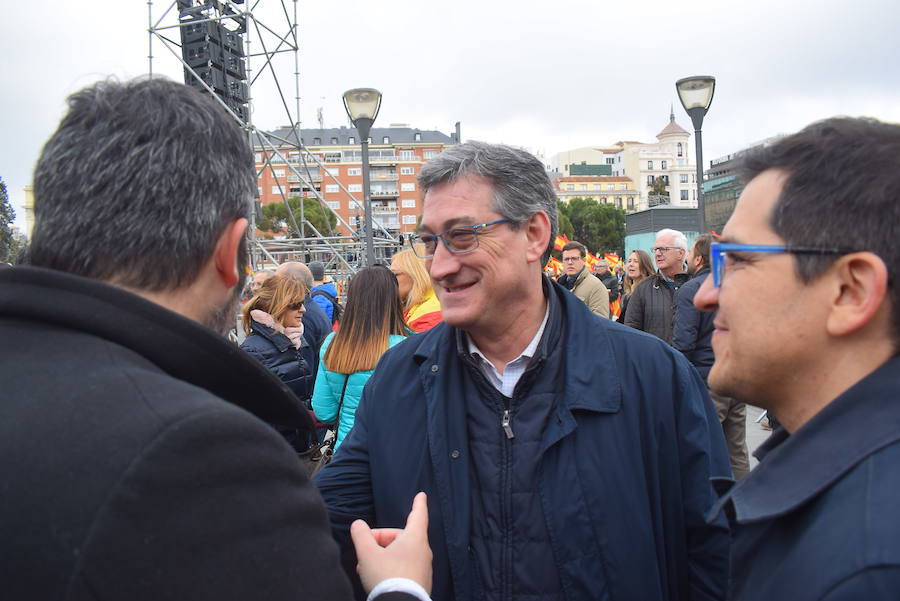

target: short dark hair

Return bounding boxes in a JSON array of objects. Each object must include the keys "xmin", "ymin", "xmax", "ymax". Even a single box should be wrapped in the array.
[
  {"xmin": 739, "ymin": 117, "xmax": 900, "ymax": 341},
  {"xmin": 30, "ymin": 77, "xmax": 254, "ymax": 291},
  {"xmin": 561, "ymin": 241, "xmax": 586, "ymax": 258},
  {"xmin": 692, "ymin": 234, "xmax": 713, "ymax": 268},
  {"xmin": 418, "ymin": 141, "xmax": 558, "ymax": 266}
]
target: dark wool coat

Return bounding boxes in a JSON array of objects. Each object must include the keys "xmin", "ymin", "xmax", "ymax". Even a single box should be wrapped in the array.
[
  {"xmin": 317, "ymin": 278, "xmax": 732, "ymax": 601},
  {"xmin": 0, "ymin": 266, "xmax": 357, "ymax": 601}
]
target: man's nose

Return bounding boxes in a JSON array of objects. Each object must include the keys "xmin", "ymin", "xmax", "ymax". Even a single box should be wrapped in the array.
[
  {"xmin": 427, "ymin": 240, "xmax": 461, "ymax": 281},
  {"xmin": 693, "ymin": 273, "xmax": 719, "ymax": 312}
]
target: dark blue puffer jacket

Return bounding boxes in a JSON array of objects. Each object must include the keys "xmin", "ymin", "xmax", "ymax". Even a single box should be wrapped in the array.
[{"xmin": 240, "ymin": 319, "xmax": 314, "ymax": 403}]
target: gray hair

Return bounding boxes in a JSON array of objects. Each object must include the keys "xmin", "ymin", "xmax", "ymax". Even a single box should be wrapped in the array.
[
  {"xmin": 30, "ymin": 77, "xmax": 254, "ymax": 291},
  {"xmin": 656, "ymin": 228, "xmax": 688, "ymax": 251},
  {"xmin": 418, "ymin": 141, "xmax": 558, "ymax": 265}
]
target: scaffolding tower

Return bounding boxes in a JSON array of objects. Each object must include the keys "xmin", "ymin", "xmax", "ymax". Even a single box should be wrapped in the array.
[{"xmin": 147, "ymin": 0, "xmax": 402, "ymax": 281}]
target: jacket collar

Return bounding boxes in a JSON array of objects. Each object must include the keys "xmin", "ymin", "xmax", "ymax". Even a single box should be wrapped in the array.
[
  {"xmin": 248, "ymin": 319, "xmax": 306, "ymax": 352},
  {"xmin": 0, "ymin": 266, "xmax": 312, "ymax": 430},
  {"xmin": 711, "ymin": 355, "xmax": 900, "ymax": 524},
  {"xmin": 414, "ymin": 275, "xmax": 621, "ymax": 415}
]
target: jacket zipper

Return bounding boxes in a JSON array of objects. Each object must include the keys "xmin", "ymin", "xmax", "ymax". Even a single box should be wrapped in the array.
[{"xmin": 501, "ymin": 408, "xmax": 514, "ymax": 439}]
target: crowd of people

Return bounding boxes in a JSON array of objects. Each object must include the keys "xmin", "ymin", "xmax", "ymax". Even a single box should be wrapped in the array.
[{"xmin": 3, "ymin": 76, "xmax": 900, "ymax": 601}]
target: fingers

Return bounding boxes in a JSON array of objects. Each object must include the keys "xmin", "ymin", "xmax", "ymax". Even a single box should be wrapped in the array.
[
  {"xmin": 369, "ymin": 528, "xmax": 402, "ymax": 547},
  {"xmin": 350, "ymin": 518, "xmax": 378, "ymax": 558},
  {"xmin": 404, "ymin": 491, "xmax": 429, "ymax": 536}
]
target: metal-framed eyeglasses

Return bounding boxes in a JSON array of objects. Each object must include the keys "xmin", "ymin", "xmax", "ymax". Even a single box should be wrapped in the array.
[
  {"xmin": 409, "ymin": 218, "xmax": 511, "ymax": 259},
  {"xmin": 710, "ymin": 243, "xmax": 856, "ymax": 287}
]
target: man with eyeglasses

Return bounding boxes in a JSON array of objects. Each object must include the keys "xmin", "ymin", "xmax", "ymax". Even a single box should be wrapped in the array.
[
  {"xmin": 694, "ymin": 117, "xmax": 900, "ymax": 600},
  {"xmin": 317, "ymin": 141, "xmax": 731, "ymax": 601},
  {"xmin": 623, "ymin": 228, "xmax": 691, "ymax": 343},
  {"xmin": 557, "ymin": 241, "xmax": 610, "ymax": 318}
]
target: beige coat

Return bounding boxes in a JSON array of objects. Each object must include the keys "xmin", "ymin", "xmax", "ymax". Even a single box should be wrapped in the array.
[{"xmin": 570, "ymin": 268, "xmax": 610, "ymax": 318}]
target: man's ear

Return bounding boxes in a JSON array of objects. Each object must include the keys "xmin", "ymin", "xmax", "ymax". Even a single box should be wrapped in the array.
[
  {"xmin": 213, "ymin": 218, "xmax": 249, "ymax": 289},
  {"xmin": 524, "ymin": 211, "xmax": 552, "ymax": 263},
  {"xmin": 826, "ymin": 252, "xmax": 889, "ymax": 337}
]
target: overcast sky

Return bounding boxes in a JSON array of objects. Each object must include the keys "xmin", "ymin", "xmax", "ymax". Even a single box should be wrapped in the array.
[{"xmin": 3, "ymin": 0, "xmax": 899, "ymax": 228}]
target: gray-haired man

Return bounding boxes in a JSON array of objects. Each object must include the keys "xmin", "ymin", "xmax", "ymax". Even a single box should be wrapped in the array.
[{"xmin": 317, "ymin": 141, "xmax": 730, "ymax": 600}]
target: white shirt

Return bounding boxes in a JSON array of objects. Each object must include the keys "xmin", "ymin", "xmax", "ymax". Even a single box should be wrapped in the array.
[{"xmin": 466, "ymin": 303, "xmax": 551, "ymax": 398}]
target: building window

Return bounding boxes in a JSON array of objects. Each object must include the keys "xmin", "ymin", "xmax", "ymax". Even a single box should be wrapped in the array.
[
  {"xmin": 313, "ymin": 137, "xmax": 321, "ymax": 145},
  {"xmin": 627, "ymin": 197, "xmax": 635, "ymax": 211},
  {"xmin": 383, "ymin": 136, "xmax": 390, "ymax": 144},
  {"xmin": 619, "ymin": 183, "xmax": 627, "ymax": 190},
  {"xmin": 601, "ymin": 197, "xmax": 607, "ymax": 203},
  {"xmin": 606, "ymin": 158, "xmax": 615, "ymax": 165},
  {"xmin": 414, "ymin": 132, "xmax": 422, "ymax": 141},
  {"xmin": 647, "ymin": 161, "xmax": 653, "ymax": 170},
  {"xmin": 331, "ymin": 137, "xmax": 339, "ymax": 144},
  {"xmin": 681, "ymin": 190, "xmax": 689, "ymax": 201},
  {"xmin": 677, "ymin": 143, "xmax": 683, "ymax": 157},
  {"xmin": 661, "ymin": 160, "xmax": 667, "ymax": 170},
  {"xmin": 402, "ymin": 215, "xmax": 418, "ymax": 225},
  {"xmin": 399, "ymin": 150, "xmax": 415, "ymax": 160},
  {"xmin": 615, "ymin": 197, "xmax": 622, "ymax": 208},
  {"xmin": 424, "ymin": 150, "xmax": 437, "ymax": 159},
  {"xmin": 607, "ymin": 184, "xmax": 614, "ymax": 191},
  {"xmin": 401, "ymin": 198, "xmax": 416, "ymax": 208},
  {"xmin": 272, "ymin": 169, "xmax": 285, "ymax": 178},
  {"xmin": 647, "ymin": 175, "xmax": 654, "ymax": 185},
  {"xmin": 566, "ymin": 184, "xmax": 575, "ymax": 191},
  {"xmin": 349, "ymin": 184, "xmax": 362, "ymax": 192},
  {"xmin": 348, "ymin": 167, "xmax": 362, "ymax": 176},
  {"xmin": 580, "ymin": 184, "xmax": 588, "ymax": 191},
  {"xmin": 348, "ymin": 136, "xmax": 355, "ymax": 144},
  {"xmin": 327, "ymin": 201, "xmax": 341, "ymax": 210},
  {"xmin": 270, "ymin": 185, "xmax": 284, "ymax": 195},
  {"xmin": 400, "ymin": 182, "xmax": 416, "ymax": 192},
  {"xmin": 254, "ymin": 152, "xmax": 262, "ymax": 163},
  {"xmin": 593, "ymin": 184, "xmax": 601, "ymax": 190},
  {"xmin": 324, "ymin": 167, "xmax": 339, "ymax": 176},
  {"xmin": 661, "ymin": 175, "xmax": 669, "ymax": 185},
  {"xmin": 325, "ymin": 184, "xmax": 339, "ymax": 193},
  {"xmin": 680, "ymin": 174, "xmax": 689, "ymax": 184},
  {"xmin": 400, "ymin": 166, "xmax": 415, "ymax": 175},
  {"xmin": 257, "ymin": 186, "xmax": 263, "ymax": 196}
]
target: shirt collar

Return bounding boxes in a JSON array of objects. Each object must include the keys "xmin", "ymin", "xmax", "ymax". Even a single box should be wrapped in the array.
[
  {"xmin": 466, "ymin": 300, "xmax": 550, "ymax": 368},
  {"xmin": 711, "ymin": 355, "xmax": 900, "ymax": 524}
]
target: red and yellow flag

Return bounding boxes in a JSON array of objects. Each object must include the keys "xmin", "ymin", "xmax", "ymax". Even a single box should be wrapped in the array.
[{"xmin": 552, "ymin": 233, "xmax": 570, "ymax": 251}]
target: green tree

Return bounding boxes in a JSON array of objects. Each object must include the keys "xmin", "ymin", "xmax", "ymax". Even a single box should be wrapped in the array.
[
  {"xmin": 558, "ymin": 197, "xmax": 625, "ymax": 257},
  {"xmin": 257, "ymin": 196, "xmax": 337, "ymax": 237},
  {"xmin": 0, "ymin": 177, "xmax": 17, "ymax": 263},
  {"xmin": 556, "ymin": 201, "xmax": 574, "ymax": 239}
]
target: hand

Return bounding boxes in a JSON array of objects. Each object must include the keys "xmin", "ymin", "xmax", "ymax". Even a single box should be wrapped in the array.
[{"xmin": 351, "ymin": 492, "xmax": 432, "ymax": 594}]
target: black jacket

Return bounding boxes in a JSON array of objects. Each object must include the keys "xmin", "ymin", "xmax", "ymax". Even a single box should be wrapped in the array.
[
  {"xmin": 671, "ymin": 267, "xmax": 715, "ymax": 380},
  {"xmin": 241, "ymin": 318, "xmax": 314, "ymax": 401},
  {"xmin": 0, "ymin": 266, "xmax": 353, "ymax": 601},
  {"xmin": 623, "ymin": 271, "xmax": 690, "ymax": 343}
]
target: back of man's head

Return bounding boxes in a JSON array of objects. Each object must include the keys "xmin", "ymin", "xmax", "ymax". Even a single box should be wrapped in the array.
[
  {"xmin": 29, "ymin": 77, "xmax": 253, "ymax": 292},
  {"xmin": 276, "ymin": 261, "xmax": 314, "ymax": 288},
  {"xmin": 740, "ymin": 117, "xmax": 900, "ymax": 340},
  {"xmin": 308, "ymin": 261, "xmax": 326, "ymax": 282},
  {"xmin": 418, "ymin": 141, "xmax": 558, "ymax": 265},
  {"xmin": 692, "ymin": 234, "xmax": 713, "ymax": 269}
]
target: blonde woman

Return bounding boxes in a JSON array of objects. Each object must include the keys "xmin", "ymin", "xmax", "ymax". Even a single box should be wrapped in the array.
[{"xmin": 390, "ymin": 247, "xmax": 442, "ymax": 333}]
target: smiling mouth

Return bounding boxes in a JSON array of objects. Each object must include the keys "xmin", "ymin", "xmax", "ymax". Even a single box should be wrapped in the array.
[{"xmin": 443, "ymin": 282, "xmax": 475, "ymax": 294}]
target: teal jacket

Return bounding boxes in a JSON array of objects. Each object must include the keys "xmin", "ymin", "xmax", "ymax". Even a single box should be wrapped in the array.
[{"xmin": 312, "ymin": 332, "xmax": 406, "ymax": 448}]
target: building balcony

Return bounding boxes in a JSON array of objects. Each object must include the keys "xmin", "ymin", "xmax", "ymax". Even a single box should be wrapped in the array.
[
  {"xmin": 370, "ymin": 172, "xmax": 399, "ymax": 181},
  {"xmin": 287, "ymin": 171, "xmax": 321, "ymax": 183},
  {"xmin": 371, "ymin": 189, "xmax": 399, "ymax": 198}
]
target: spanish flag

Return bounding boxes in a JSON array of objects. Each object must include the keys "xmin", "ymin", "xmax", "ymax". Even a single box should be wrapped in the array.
[{"xmin": 552, "ymin": 233, "xmax": 570, "ymax": 251}]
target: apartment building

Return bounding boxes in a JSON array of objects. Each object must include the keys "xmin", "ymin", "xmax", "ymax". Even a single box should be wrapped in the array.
[
  {"xmin": 554, "ymin": 175, "xmax": 639, "ymax": 211},
  {"xmin": 254, "ymin": 125, "xmax": 457, "ymax": 237}
]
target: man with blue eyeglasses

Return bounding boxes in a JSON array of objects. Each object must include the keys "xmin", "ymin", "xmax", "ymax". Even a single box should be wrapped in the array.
[
  {"xmin": 317, "ymin": 141, "xmax": 731, "ymax": 601},
  {"xmin": 694, "ymin": 117, "xmax": 900, "ymax": 600}
]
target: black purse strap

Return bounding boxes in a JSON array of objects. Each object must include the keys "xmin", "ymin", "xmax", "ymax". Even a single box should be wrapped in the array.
[{"xmin": 334, "ymin": 374, "xmax": 350, "ymax": 428}]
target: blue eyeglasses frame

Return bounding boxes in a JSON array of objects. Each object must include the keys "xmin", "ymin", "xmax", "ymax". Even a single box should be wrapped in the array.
[{"xmin": 710, "ymin": 242, "xmax": 856, "ymax": 287}]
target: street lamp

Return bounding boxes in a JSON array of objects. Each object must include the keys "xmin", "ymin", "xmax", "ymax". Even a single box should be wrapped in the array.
[
  {"xmin": 676, "ymin": 75, "xmax": 715, "ymax": 234},
  {"xmin": 343, "ymin": 88, "xmax": 382, "ymax": 267}
]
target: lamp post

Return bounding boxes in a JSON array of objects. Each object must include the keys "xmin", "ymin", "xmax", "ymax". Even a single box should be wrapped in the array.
[
  {"xmin": 342, "ymin": 87, "xmax": 382, "ymax": 266},
  {"xmin": 676, "ymin": 75, "xmax": 715, "ymax": 234}
]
